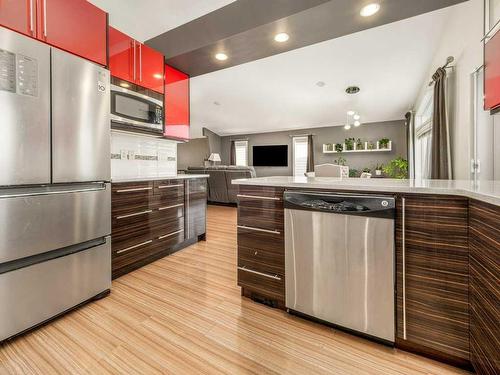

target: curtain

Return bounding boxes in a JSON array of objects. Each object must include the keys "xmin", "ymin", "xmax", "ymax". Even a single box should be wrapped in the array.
[
  {"xmin": 230, "ymin": 140, "xmax": 236, "ymax": 165},
  {"xmin": 430, "ymin": 67, "xmax": 451, "ymax": 179},
  {"xmin": 306, "ymin": 135, "xmax": 315, "ymax": 173}
]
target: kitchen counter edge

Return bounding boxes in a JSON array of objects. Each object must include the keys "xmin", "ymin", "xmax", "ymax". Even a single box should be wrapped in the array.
[{"xmin": 112, "ymin": 175, "xmax": 209, "ymax": 183}]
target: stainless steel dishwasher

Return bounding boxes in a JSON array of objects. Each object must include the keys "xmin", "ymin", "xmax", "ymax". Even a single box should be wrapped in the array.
[{"xmin": 284, "ymin": 191, "xmax": 395, "ymax": 343}]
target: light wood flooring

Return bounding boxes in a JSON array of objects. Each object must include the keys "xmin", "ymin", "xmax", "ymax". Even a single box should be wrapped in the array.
[{"xmin": 0, "ymin": 205, "xmax": 470, "ymax": 374}]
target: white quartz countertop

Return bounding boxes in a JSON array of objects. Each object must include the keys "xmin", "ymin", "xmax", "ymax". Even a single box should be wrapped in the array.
[
  {"xmin": 112, "ymin": 174, "xmax": 209, "ymax": 183},
  {"xmin": 232, "ymin": 176, "xmax": 500, "ymax": 207}
]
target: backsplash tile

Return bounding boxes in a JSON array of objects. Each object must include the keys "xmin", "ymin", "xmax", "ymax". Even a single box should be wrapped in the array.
[{"xmin": 111, "ymin": 131, "xmax": 178, "ymax": 180}]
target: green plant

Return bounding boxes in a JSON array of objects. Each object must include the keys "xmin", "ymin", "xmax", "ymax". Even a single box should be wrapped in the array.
[
  {"xmin": 345, "ymin": 137, "xmax": 355, "ymax": 151},
  {"xmin": 349, "ymin": 168, "xmax": 359, "ymax": 178},
  {"xmin": 383, "ymin": 157, "xmax": 408, "ymax": 179},
  {"xmin": 379, "ymin": 138, "xmax": 390, "ymax": 149},
  {"xmin": 362, "ymin": 167, "xmax": 371, "ymax": 173},
  {"xmin": 356, "ymin": 138, "xmax": 364, "ymax": 150},
  {"xmin": 375, "ymin": 163, "xmax": 383, "ymax": 171},
  {"xmin": 335, "ymin": 143, "xmax": 344, "ymax": 153},
  {"xmin": 334, "ymin": 156, "xmax": 347, "ymax": 166},
  {"xmin": 367, "ymin": 141, "xmax": 375, "ymax": 150}
]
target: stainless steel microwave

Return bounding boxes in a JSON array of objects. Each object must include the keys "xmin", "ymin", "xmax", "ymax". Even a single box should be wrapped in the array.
[{"xmin": 110, "ymin": 84, "xmax": 163, "ymax": 133}]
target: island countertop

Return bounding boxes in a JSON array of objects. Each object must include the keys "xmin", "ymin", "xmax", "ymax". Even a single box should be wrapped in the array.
[{"xmin": 232, "ymin": 176, "xmax": 500, "ymax": 207}]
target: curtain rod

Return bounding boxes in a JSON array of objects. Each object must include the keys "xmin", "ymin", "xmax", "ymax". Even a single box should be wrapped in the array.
[
  {"xmin": 289, "ymin": 133, "xmax": 315, "ymax": 137},
  {"xmin": 428, "ymin": 56, "xmax": 454, "ymax": 86}
]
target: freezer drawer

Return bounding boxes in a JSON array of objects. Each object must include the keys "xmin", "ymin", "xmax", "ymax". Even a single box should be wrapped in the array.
[
  {"xmin": 51, "ymin": 48, "xmax": 110, "ymax": 183},
  {"xmin": 0, "ymin": 28, "xmax": 51, "ymax": 186},
  {"xmin": 0, "ymin": 238, "xmax": 111, "ymax": 341},
  {"xmin": 0, "ymin": 183, "xmax": 111, "ymax": 264}
]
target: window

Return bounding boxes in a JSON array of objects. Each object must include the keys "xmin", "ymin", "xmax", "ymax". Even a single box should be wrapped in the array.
[
  {"xmin": 414, "ymin": 90, "xmax": 433, "ymax": 179},
  {"xmin": 234, "ymin": 141, "xmax": 248, "ymax": 166},
  {"xmin": 293, "ymin": 136, "xmax": 308, "ymax": 177}
]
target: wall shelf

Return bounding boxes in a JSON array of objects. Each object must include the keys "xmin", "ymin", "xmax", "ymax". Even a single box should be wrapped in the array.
[{"xmin": 322, "ymin": 141, "xmax": 392, "ymax": 154}]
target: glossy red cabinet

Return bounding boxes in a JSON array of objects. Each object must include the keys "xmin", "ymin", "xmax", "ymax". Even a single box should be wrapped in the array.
[
  {"xmin": 109, "ymin": 27, "xmax": 135, "ymax": 83},
  {"xmin": 42, "ymin": 0, "xmax": 107, "ymax": 66},
  {"xmin": 164, "ymin": 64, "xmax": 190, "ymax": 139},
  {"xmin": 0, "ymin": 0, "xmax": 33, "ymax": 37},
  {"xmin": 0, "ymin": 0, "xmax": 107, "ymax": 66},
  {"xmin": 108, "ymin": 26, "xmax": 164, "ymax": 93},
  {"xmin": 485, "ymin": 29, "xmax": 500, "ymax": 111}
]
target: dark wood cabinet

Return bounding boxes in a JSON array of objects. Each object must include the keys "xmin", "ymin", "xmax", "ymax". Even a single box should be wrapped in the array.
[
  {"xmin": 469, "ymin": 199, "xmax": 500, "ymax": 375},
  {"xmin": 111, "ymin": 178, "xmax": 207, "ymax": 279},
  {"xmin": 395, "ymin": 194, "xmax": 470, "ymax": 368},
  {"xmin": 186, "ymin": 178, "xmax": 207, "ymax": 240},
  {"xmin": 237, "ymin": 185, "xmax": 285, "ymax": 308}
]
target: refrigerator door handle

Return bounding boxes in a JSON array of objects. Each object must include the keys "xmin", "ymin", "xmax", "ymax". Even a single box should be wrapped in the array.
[{"xmin": 0, "ymin": 185, "xmax": 107, "ymax": 199}]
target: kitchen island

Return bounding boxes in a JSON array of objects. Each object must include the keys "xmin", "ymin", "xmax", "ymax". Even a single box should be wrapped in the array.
[
  {"xmin": 232, "ymin": 176, "xmax": 499, "ymax": 374},
  {"xmin": 111, "ymin": 174, "xmax": 208, "ymax": 278}
]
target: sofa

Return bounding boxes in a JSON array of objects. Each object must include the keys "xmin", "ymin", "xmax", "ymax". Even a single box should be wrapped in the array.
[{"xmin": 185, "ymin": 166, "xmax": 256, "ymax": 204}]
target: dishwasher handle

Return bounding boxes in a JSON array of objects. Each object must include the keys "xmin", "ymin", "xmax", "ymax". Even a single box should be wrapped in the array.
[{"xmin": 283, "ymin": 191, "xmax": 395, "ymax": 219}]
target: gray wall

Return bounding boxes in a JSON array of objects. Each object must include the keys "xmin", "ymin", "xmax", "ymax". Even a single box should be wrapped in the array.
[
  {"xmin": 203, "ymin": 127, "xmax": 222, "ymax": 155},
  {"xmin": 220, "ymin": 120, "xmax": 407, "ymax": 177},
  {"xmin": 177, "ymin": 137, "xmax": 210, "ymax": 171}
]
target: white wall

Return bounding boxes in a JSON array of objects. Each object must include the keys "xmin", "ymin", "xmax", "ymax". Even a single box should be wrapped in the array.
[
  {"xmin": 111, "ymin": 131, "xmax": 178, "ymax": 180},
  {"xmin": 415, "ymin": 0, "xmax": 484, "ymax": 180}
]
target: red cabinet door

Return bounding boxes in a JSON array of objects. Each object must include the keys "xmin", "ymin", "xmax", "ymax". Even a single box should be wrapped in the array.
[
  {"xmin": 164, "ymin": 64, "xmax": 190, "ymax": 139},
  {"xmin": 0, "ymin": 0, "xmax": 34, "ymax": 37},
  {"xmin": 42, "ymin": 0, "xmax": 107, "ymax": 66},
  {"xmin": 109, "ymin": 26, "xmax": 135, "ymax": 83},
  {"xmin": 485, "ymin": 30, "xmax": 500, "ymax": 111},
  {"xmin": 138, "ymin": 43, "xmax": 164, "ymax": 93}
]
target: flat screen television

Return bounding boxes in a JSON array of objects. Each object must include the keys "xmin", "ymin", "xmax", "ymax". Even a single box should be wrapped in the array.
[{"xmin": 252, "ymin": 145, "xmax": 288, "ymax": 167}]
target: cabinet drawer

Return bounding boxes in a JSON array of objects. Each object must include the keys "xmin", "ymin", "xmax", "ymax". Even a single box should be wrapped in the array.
[
  {"xmin": 112, "ymin": 182, "xmax": 154, "ymax": 200},
  {"xmin": 237, "ymin": 225, "xmax": 284, "ymax": 252},
  {"xmin": 238, "ymin": 267, "xmax": 284, "ymax": 303},
  {"xmin": 238, "ymin": 246, "xmax": 284, "ymax": 276},
  {"xmin": 154, "ymin": 180, "xmax": 184, "ymax": 197},
  {"xmin": 237, "ymin": 190, "xmax": 284, "ymax": 232},
  {"xmin": 238, "ymin": 185, "xmax": 284, "ymax": 199},
  {"xmin": 154, "ymin": 229, "xmax": 185, "ymax": 249}
]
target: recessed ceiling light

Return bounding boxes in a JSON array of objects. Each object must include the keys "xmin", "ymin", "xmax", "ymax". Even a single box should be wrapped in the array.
[
  {"xmin": 119, "ymin": 82, "xmax": 130, "ymax": 88},
  {"xmin": 353, "ymin": 114, "xmax": 360, "ymax": 120},
  {"xmin": 346, "ymin": 86, "xmax": 360, "ymax": 94},
  {"xmin": 215, "ymin": 53, "xmax": 228, "ymax": 61},
  {"xmin": 316, "ymin": 81, "xmax": 326, "ymax": 87},
  {"xmin": 360, "ymin": 3, "xmax": 380, "ymax": 17},
  {"xmin": 354, "ymin": 120, "xmax": 361, "ymax": 127},
  {"xmin": 344, "ymin": 124, "xmax": 351, "ymax": 130},
  {"xmin": 347, "ymin": 110, "xmax": 355, "ymax": 116},
  {"xmin": 274, "ymin": 32, "xmax": 289, "ymax": 43},
  {"xmin": 153, "ymin": 73, "xmax": 163, "ymax": 79}
]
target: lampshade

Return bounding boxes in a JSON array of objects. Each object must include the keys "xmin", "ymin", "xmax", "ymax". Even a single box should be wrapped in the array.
[{"xmin": 208, "ymin": 153, "xmax": 221, "ymax": 162}]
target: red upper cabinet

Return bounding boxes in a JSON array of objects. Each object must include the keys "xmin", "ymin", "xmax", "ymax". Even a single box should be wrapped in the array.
[
  {"xmin": 109, "ymin": 26, "xmax": 135, "ymax": 83},
  {"xmin": 0, "ymin": 0, "xmax": 107, "ymax": 66},
  {"xmin": 42, "ymin": 0, "xmax": 107, "ymax": 66},
  {"xmin": 108, "ymin": 26, "xmax": 164, "ymax": 93},
  {"xmin": 484, "ymin": 29, "xmax": 500, "ymax": 111},
  {"xmin": 0, "ymin": 0, "xmax": 33, "ymax": 37},
  {"xmin": 138, "ymin": 43, "xmax": 164, "ymax": 93},
  {"xmin": 164, "ymin": 64, "xmax": 190, "ymax": 139}
]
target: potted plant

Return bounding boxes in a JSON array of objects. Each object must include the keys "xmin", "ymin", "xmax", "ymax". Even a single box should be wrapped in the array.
[
  {"xmin": 334, "ymin": 156, "xmax": 347, "ymax": 166},
  {"xmin": 345, "ymin": 137, "xmax": 355, "ymax": 151},
  {"xmin": 383, "ymin": 157, "xmax": 408, "ymax": 179},
  {"xmin": 324, "ymin": 143, "xmax": 334, "ymax": 152},
  {"xmin": 349, "ymin": 168, "xmax": 359, "ymax": 178},
  {"xmin": 374, "ymin": 163, "xmax": 383, "ymax": 176},
  {"xmin": 367, "ymin": 141, "xmax": 375, "ymax": 150},
  {"xmin": 335, "ymin": 143, "xmax": 344, "ymax": 153},
  {"xmin": 362, "ymin": 167, "xmax": 371, "ymax": 173},
  {"xmin": 356, "ymin": 138, "xmax": 364, "ymax": 150},
  {"xmin": 379, "ymin": 138, "xmax": 390, "ymax": 149}
]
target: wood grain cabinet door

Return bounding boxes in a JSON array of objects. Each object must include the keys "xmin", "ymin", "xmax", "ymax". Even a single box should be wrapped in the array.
[{"xmin": 395, "ymin": 195, "xmax": 470, "ymax": 367}]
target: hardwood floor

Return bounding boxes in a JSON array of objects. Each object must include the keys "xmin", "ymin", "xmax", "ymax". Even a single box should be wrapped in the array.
[{"xmin": 0, "ymin": 206, "xmax": 470, "ymax": 374}]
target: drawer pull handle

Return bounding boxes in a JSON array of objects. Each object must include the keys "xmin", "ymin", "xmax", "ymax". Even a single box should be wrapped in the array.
[
  {"xmin": 237, "ymin": 194, "xmax": 280, "ymax": 201},
  {"xmin": 116, "ymin": 240, "xmax": 152, "ymax": 254},
  {"xmin": 158, "ymin": 229, "xmax": 183, "ymax": 240},
  {"xmin": 116, "ymin": 187, "xmax": 152, "ymax": 193},
  {"xmin": 158, "ymin": 203, "xmax": 184, "ymax": 211},
  {"xmin": 237, "ymin": 225, "xmax": 280, "ymax": 235},
  {"xmin": 238, "ymin": 266, "xmax": 281, "ymax": 280},
  {"xmin": 158, "ymin": 184, "xmax": 183, "ymax": 189},
  {"xmin": 116, "ymin": 209, "xmax": 152, "ymax": 219}
]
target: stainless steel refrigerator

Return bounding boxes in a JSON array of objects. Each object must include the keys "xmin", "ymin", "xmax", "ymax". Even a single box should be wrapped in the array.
[{"xmin": 0, "ymin": 27, "xmax": 111, "ymax": 341}]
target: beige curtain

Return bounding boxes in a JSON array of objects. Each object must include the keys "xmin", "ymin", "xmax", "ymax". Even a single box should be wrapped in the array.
[
  {"xmin": 306, "ymin": 135, "xmax": 314, "ymax": 172},
  {"xmin": 430, "ymin": 67, "xmax": 451, "ymax": 179}
]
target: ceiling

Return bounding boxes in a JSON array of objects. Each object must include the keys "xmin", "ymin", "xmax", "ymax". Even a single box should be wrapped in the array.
[
  {"xmin": 88, "ymin": 0, "xmax": 236, "ymax": 42},
  {"xmin": 189, "ymin": 6, "xmax": 452, "ymax": 137}
]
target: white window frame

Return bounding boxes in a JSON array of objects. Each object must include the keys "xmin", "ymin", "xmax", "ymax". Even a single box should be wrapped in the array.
[
  {"xmin": 234, "ymin": 140, "xmax": 248, "ymax": 166},
  {"xmin": 414, "ymin": 89, "xmax": 433, "ymax": 179},
  {"xmin": 292, "ymin": 136, "xmax": 308, "ymax": 177}
]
